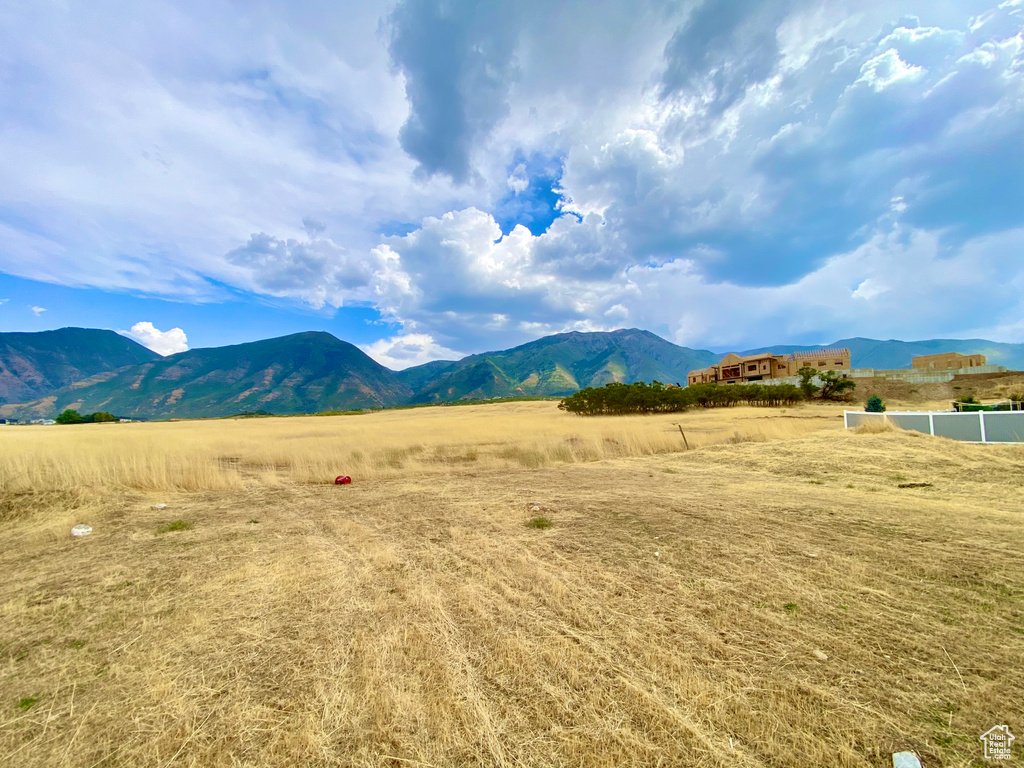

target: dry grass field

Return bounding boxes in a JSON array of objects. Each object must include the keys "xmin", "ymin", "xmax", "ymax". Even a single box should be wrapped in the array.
[{"xmin": 1, "ymin": 400, "xmax": 1022, "ymax": 767}]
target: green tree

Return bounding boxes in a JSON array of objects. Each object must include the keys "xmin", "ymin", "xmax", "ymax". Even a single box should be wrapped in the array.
[
  {"xmin": 90, "ymin": 411, "xmax": 117, "ymax": 422},
  {"xmin": 796, "ymin": 367, "xmax": 820, "ymax": 398},
  {"xmin": 865, "ymin": 396, "xmax": 885, "ymax": 413},
  {"xmin": 55, "ymin": 409, "xmax": 83, "ymax": 424},
  {"xmin": 817, "ymin": 370, "xmax": 857, "ymax": 400}
]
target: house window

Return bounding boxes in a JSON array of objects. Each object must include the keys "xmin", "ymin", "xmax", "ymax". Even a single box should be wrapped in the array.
[
  {"xmin": 747, "ymin": 364, "xmax": 757, "ymax": 372},
  {"xmin": 835, "ymin": 361, "xmax": 843, "ymax": 366},
  {"xmin": 818, "ymin": 361, "xmax": 825, "ymax": 366}
]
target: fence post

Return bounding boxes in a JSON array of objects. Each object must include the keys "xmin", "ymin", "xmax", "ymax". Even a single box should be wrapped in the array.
[
  {"xmin": 979, "ymin": 411, "xmax": 987, "ymax": 444},
  {"xmin": 928, "ymin": 412, "xmax": 935, "ymax": 436},
  {"xmin": 844, "ymin": 411, "xmax": 849, "ymax": 429}
]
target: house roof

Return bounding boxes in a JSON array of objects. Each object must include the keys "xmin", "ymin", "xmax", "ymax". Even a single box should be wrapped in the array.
[
  {"xmin": 715, "ymin": 348, "xmax": 850, "ymax": 366},
  {"xmin": 789, "ymin": 347, "xmax": 850, "ymax": 358},
  {"xmin": 778, "ymin": 348, "xmax": 851, "ymax": 360}
]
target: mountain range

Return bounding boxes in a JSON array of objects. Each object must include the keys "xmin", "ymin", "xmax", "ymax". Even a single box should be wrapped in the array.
[
  {"xmin": 399, "ymin": 328, "xmax": 717, "ymax": 403},
  {"xmin": 0, "ymin": 328, "xmax": 160, "ymax": 405},
  {"xmin": 0, "ymin": 327, "xmax": 1020, "ymax": 420},
  {"xmin": 1, "ymin": 332, "xmax": 411, "ymax": 420}
]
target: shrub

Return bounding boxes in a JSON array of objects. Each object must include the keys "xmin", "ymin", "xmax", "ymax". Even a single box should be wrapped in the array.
[
  {"xmin": 956, "ymin": 395, "xmax": 978, "ymax": 404},
  {"xmin": 55, "ymin": 409, "xmax": 83, "ymax": 424},
  {"xmin": 865, "ymin": 396, "xmax": 886, "ymax": 413}
]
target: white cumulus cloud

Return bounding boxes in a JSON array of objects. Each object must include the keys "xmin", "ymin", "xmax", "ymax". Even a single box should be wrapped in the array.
[
  {"xmin": 360, "ymin": 333, "xmax": 465, "ymax": 370},
  {"xmin": 2, "ymin": 1, "xmax": 1024, "ymax": 353},
  {"xmin": 30, "ymin": 306, "xmax": 46, "ymax": 316},
  {"xmin": 127, "ymin": 321, "xmax": 189, "ymax": 356},
  {"xmin": 857, "ymin": 48, "xmax": 925, "ymax": 90}
]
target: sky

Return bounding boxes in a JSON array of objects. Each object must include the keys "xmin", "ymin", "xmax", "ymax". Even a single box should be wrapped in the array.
[{"xmin": 1, "ymin": 0, "xmax": 1022, "ymax": 366}]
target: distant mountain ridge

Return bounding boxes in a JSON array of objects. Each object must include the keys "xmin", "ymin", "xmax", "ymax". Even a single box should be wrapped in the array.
[
  {"xmin": 2, "ymin": 331, "xmax": 411, "ymax": 420},
  {"xmin": 0, "ymin": 327, "xmax": 1020, "ymax": 420},
  {"xmin": 398, "ymin": 329, "xmax": 720, "ymax": 402},
  {"xmin": 0, "ymin": 328, "xmax": 159, "ymax": 405}
]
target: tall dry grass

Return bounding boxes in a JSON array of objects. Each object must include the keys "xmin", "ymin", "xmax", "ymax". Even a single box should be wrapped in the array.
[
  {"xmin": 0, "ymin": 401, "xmax": 844, "ymax": 496},
  {"xmin": 1, "ymin": 401, "xmax": 1023, "ymax": 766},
  {"xmin": 0, "ymin": 413, "xmax": 1021, "ymax": 767}
]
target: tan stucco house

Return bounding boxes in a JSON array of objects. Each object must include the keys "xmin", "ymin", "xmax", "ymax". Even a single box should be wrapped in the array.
[{"xmin": 688, "ymin": 348, "xmax": 851, "ymax": 386}]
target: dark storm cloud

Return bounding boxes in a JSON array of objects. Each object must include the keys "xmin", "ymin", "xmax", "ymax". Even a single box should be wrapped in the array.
[
  {"xmin": 387, "ymin": 0, "xmax": 519, "ymax": 182},
  {"xmin": 659, "ymin": 0, "xmax": 795, "ymax": 120}
]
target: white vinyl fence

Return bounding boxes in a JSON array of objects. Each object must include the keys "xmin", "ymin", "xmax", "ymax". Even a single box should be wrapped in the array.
[{"xmin": 844, "ymin": 410, "xmax": 1024, "ymax": 443}]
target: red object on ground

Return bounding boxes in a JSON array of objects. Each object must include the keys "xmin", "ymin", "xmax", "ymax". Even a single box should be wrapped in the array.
[{"xmin": 334, "ymin": 475, "xmax": 352, "ymax": 485}]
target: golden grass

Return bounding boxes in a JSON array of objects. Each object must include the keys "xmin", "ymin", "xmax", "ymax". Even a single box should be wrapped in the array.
[
  {"xmin": 0, "ymin": 401, "xmax": 843, "ymax": 496},
  {"xmin": 1, "ymin": 401, "xmax": 1022, "ymax": 767}
]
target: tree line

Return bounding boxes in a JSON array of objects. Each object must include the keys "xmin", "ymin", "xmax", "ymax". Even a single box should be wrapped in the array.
[
  {"xmin": 558, "ymin": 368, "xmax": 856, "ymax": 416},
  {"xmin": 558, "ymin": 381, "xmax": 805, "ymax": 415},
  {"xmin": 55, "ymin": 409, "xmax": 118, "ymax": 424}
]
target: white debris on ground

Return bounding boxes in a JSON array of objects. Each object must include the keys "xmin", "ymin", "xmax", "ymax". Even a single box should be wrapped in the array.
[
  {"xmin": 892, "ymin": 752, "xmax": 922, "ymax": 768},
  {"xmin": 70, "ymin": 525, "xmax": 92, "ymax": 537}
]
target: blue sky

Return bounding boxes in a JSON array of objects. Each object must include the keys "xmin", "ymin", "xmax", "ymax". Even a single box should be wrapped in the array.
[{"xmin": 1, "ymin": 0, "xmax": 1022, "ymax": 365}]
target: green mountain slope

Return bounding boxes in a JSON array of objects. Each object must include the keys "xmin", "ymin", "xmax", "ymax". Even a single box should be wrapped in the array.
[
  {"xmin": 740, "ymin": 337, "xmax": 1024, "ymax": 370},
  {"xmin": 393, "ymin": 359, "xmax": 459, "ymax": 391},
  {"xmin": 4, "ymin": 332, "xmax": 412, "ymax": 419},
  {"xmin": 406, "ymin": 329, "xmax": 720, "ymax": 403},
  {"xmin": 0, "ymin": 327, "xmax": 160, "ymax": 405}
]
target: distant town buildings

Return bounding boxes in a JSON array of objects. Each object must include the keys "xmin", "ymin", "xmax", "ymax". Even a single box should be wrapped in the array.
[
  {"xmin": 911, "ymin": 352, "xmax": 986, "ymax": 370},
  {"xmin": 688, "ymin": 348, "xmax": 851, "ymax": 386}
]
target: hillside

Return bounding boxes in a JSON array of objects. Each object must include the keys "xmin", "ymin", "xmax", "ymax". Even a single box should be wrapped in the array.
[
  {"xmin": 392, "ymin": 359, "xmax": 459, "ymax": 391},
  {"xmin": 740, "ymin": 337, "xmax": 1024, "ymax": 370},
  {"xmin": 404, "ymin": 329, "xmax": 719, "ymax": 403},
  {"xmin": 0, "ymin": 327, "xmax": 160, "ymax": 405},
  {"xmin": 3, "ymin": 332, "xmax": 412, "ymax": 420}
]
